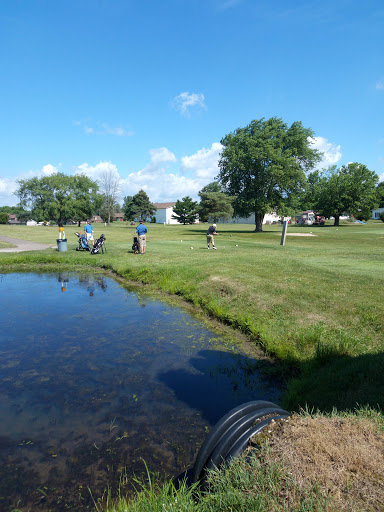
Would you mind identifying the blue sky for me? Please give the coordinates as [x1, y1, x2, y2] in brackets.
[1, 0, 383, 207]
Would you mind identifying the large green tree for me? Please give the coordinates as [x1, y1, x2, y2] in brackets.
[131, 190, 157, 220]
[122, 195, 136, 221]
[313, 163, 379, 226]
[171, 196, 198, 224]
[16, 173, 101, 224]
[198, 182, 234, 223]
[218, 117, 322, 232]
[376, 181, 384, 208]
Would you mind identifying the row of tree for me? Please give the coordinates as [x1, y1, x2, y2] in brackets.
[7, 172, 157, 225]
[164, 117, 382, 229]
[4, 117, 383, 228]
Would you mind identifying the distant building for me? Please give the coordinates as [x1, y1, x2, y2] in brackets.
[114, 213, 125, 221]
[90, 215, 103, 223]
[7, 214, 21, 224]
[153, 202, 178, 224]
[372, 208, 384, 219]
[219, 212, 290, 224]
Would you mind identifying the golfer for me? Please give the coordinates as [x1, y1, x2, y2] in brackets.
[136, 219, 148, 254]
[206, 223, 218, 249]
[84, 219, 94, 247]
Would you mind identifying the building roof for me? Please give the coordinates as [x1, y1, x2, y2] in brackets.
[153, 202, 176, 209]
[114, 213, 124, 217]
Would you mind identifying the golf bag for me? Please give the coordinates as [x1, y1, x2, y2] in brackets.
[91, 234, 106, 255]
[132, 236, 140, 254]
[75, 232, 90, 251]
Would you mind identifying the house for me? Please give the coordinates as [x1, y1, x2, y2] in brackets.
[90, 215, 103, 223]
[153, 202, 178, 224]
[219, 213, 290, 225]
[372, 208, 384, 220]
[114, 213, 125, 221]
[7, 214, 21, 225]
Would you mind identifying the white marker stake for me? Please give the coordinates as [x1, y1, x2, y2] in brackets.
[280, 220, 288, 246]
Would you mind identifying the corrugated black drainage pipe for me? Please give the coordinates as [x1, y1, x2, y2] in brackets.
[191, 400, 290, 488]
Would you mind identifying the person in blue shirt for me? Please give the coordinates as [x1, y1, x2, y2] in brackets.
[84, 219, 94, 247]
[136, 219, 148, 254]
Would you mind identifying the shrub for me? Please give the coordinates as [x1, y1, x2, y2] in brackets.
[379, 211, 384, 223]
[0, 212, 9, 224]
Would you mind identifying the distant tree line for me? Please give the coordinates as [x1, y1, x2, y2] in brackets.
[4, 117, 382, 227]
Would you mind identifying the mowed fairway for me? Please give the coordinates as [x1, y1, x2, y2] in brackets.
[1, 221, 383, 412]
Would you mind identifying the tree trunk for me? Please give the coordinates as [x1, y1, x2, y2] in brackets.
[333, 215, 340, 226]
[254, 213, 264, 232]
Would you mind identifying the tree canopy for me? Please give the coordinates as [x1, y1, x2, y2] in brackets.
[376, 181, 384, 208]
[218, 117, 321, 231]
[171, 196, 198, 224]
[311, 163, 379, 225]
[122, 196, 136, 221]
[198, 182, 234, 223]
[15, 173, 101, 223]
[130, 190, 157, 221]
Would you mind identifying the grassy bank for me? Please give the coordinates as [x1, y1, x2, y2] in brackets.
[1, 221, 383, 510]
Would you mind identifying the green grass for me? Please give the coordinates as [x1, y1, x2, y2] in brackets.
[98, 449, 333, 512]
[1, 221, 383, 510]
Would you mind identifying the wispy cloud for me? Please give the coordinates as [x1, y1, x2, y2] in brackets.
[218, 0, 243, 9]
[376, 79, 384, 90]
[170, 92, 206, 117]
[73, 119, 134, 136]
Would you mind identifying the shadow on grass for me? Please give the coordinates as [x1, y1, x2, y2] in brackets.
[284, 351, 384, 413]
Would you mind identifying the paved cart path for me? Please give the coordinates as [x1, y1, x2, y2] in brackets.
[0, 235, 54, 252]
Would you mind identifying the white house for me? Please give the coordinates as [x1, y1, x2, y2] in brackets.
[372, 208, 384, 220]
[153, 202, 178, 224]
[219, 213, 290, 224]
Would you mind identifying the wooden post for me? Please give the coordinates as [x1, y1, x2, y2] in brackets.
[280, 220, 288, 246]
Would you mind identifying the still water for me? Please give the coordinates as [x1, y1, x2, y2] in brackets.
[0, 272, 280, 511]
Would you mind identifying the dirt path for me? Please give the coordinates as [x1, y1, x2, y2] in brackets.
[0, 235, 54, 253]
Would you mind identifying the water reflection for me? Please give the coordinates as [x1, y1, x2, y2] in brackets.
[0, 272, 281, 511]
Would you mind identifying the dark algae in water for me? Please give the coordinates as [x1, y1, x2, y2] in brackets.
[0, 273, 281, 511]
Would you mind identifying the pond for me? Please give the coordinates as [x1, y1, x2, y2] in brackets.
[0, 272, 281, 511]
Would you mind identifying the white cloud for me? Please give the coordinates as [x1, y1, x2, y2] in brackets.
[0, 177, 18, 206]
[376, 80, 384, 90]
[73, 161, 120, 180]
[181, 142, 222, 180]
[148, 147, 177, 165]
[0, 143, 223, 207]
[170, 92, 206, 117]
[308, 136, 342, 168]
[41, 164, 58, 176]
[74, 119, 134, 136]
[0, 164, 60, 206]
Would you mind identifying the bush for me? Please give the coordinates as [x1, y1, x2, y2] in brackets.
[379, 211, 384, 223]
[0, 212, 9, 224]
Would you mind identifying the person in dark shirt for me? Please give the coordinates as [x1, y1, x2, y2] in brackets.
[206, 223, 217, 250]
